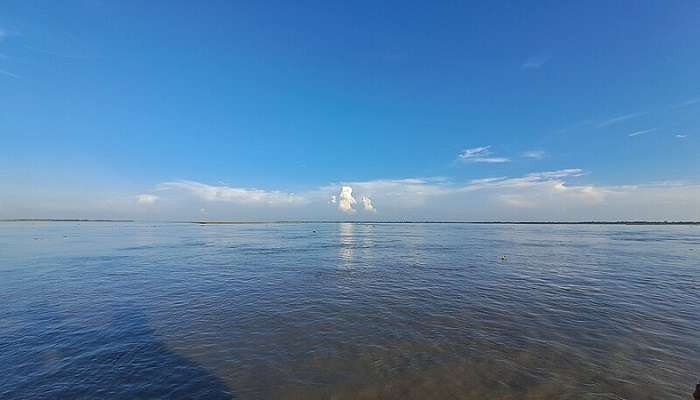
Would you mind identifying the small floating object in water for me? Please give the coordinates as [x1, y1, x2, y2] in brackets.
[500, 255, 508, 262]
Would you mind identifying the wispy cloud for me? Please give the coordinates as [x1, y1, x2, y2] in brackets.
[522, 55, 550, 70]
[0, 30, 19, 79]
[24, 45, 92, 61]
[675, 134, 688, 139]
[672, 97, 700, 109]
[0, 69, 19, 79]
[548, 95, 699, 136]
[522, 150, 545, 160]
[158, 181, 306, 206]
[460, 146, 490, 158]
[597, 112, 645, 128]
[0, 69, 20, 79]
[459, 146, 510, 163]
[470, 177, 508, 185]
[461, 169, 586, 191]
[628, 128, 656, 137]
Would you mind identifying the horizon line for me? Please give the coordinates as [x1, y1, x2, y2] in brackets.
[1, 219, 699, 226]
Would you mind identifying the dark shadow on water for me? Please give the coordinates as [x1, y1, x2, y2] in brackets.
[0, 304, 234, 400]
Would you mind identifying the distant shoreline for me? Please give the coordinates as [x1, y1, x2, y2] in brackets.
[1, 219, 699, 226]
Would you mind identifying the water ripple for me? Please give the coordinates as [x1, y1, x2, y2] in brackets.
[0, 223, 698, 399]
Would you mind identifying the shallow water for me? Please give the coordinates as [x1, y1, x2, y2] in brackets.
[1, 222, 698, 399]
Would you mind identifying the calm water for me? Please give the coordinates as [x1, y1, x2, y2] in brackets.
[1, 222, 698, 399]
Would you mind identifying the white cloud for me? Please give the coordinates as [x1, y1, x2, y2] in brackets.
[522, 55, 550, 69]
[147, 172, 694, 221]
[0, 69, 19, 79]
[458, 146, 510, 163]
[136, 194, 159, 205]
[628, 128, 656, 137]
[324, 169, 621, 219]
[331, 178, 452, 210]
[533, 169, 585, 179]
[522, 150, 545, 159]
[337, 186, 357, 213]
[461, 169, 585, 191]
[675, 134, 688, 139]
[471, 157, 510, 164]
[597, 112, 645, 128]
[361, 196, 376, 213]
[158, 180, 306, 206]
[470, 177, 507, 185]
[498, 194, 536, 208]
[6, 170, 698, 221]
[329, 195, 337, 204]
[460, 146, 490, 158]
[672, 97, 700, 109]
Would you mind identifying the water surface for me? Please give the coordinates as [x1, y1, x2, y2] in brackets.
[1, 222, 698, 399]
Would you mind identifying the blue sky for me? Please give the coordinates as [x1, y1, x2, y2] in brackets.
[1, 1, 699, 220]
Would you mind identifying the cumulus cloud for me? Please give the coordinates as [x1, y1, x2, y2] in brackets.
[328, 169, 611, 219]
[459, 146, 510, 163]
[337, 186, 357, 213]
[361, 196, 376, 212]
[327, 178, 452, 210]
[136, 194, 159, 205]
[329, 195, 337, 204]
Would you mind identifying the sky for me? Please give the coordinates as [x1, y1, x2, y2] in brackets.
[1, 0, 699, 221]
